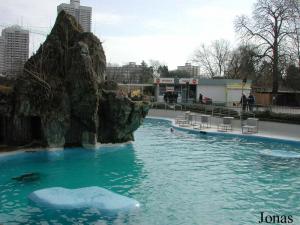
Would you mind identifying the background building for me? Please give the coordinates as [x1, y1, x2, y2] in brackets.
[154, 78, 252, 105]
[106, 62, 144, 84]
[0, 37, 4, 74]
[196, 79, 251, 106]
[177, 63, 200, 77]
[0, 25, 29, 77]
[57, 0, 92, 32]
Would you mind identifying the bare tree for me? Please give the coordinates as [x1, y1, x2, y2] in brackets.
[193, 39, 231, 78]
[212, 39, 231, 77]
[226, 45, 259, 80]
[235, 0, 298, 94]
[227, 54, 240, 79]
[288, 2, 300, 69]
[193, 44, 215, 77]
[149, 60, 163, 78]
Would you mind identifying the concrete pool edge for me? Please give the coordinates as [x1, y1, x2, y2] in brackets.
[1, 116, 299, 158]
[146, 116, 300, 145]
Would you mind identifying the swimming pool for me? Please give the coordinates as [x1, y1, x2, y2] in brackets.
[1, 118, 300, 224]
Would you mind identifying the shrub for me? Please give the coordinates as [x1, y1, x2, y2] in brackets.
[252, 111, 300, 124]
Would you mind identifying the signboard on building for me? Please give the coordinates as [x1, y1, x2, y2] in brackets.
[227, 83, 251, 90]
[166, 86, 175, 92]
[154, 78, 174, 84]
[179, 78, 198, 85]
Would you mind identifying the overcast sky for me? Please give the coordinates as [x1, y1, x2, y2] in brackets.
[0, 0, 256, 69]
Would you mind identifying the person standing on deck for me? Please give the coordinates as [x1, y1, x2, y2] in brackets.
[248, 93, 255, 112]
[199, 93, 203, 104]
[240, 94, 247, 111]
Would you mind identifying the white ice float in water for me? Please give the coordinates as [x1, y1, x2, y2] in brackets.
[259, 149, 300, 159]
[28, 186, 140, 212]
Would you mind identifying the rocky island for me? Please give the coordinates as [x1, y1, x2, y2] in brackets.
[0, 11, 149, 149]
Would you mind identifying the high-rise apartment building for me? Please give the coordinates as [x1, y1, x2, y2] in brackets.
[1, 25, 29, 76]
[0, 37, 5, 74]
[57, 0, 92, 32]
[177, 63, 200, 77]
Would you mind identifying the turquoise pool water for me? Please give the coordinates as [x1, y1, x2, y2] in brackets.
[1, 118, 300, 224]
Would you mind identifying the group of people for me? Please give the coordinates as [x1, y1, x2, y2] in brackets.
[240, 93, 255, 111]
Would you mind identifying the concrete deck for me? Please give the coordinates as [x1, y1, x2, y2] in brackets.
[148, 109, 300, 143]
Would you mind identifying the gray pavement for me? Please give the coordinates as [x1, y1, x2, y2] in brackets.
[148, 109, 300, 141]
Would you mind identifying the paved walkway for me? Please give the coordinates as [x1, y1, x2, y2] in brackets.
[148, 109, 300, 142]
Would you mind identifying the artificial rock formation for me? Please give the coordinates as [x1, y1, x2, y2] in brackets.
[0, 11, 148, 148]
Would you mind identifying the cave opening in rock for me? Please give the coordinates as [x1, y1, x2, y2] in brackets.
[31, 117, 42, 141]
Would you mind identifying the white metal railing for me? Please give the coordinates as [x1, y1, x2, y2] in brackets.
[151, 101, 300, 117]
